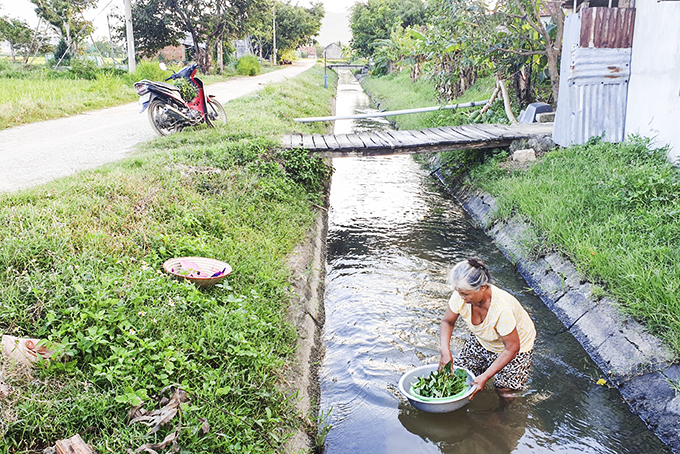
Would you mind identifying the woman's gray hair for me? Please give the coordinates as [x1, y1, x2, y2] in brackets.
[449, 258, 490, 291]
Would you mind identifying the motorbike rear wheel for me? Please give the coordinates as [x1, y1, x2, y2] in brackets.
[148, 99, 183, 136]
[205, 98, 227, 128]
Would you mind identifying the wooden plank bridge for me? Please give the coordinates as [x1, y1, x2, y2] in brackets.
[281, 123, 553, 157]
[326, 64, 368, 70]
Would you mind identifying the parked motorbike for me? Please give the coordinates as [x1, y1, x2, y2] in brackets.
[134, 63, 227, 136]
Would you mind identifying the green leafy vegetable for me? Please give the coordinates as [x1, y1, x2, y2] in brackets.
[411, 362, 469, 399]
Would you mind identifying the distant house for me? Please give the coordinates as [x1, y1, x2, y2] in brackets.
[298, 46, 317, 59]
[159, 45, 185, 63]
[323, 42, 343, 60]
[234, 37, 254, 59]
[553, 0, 680, 163]
[158, 34, 207, 63]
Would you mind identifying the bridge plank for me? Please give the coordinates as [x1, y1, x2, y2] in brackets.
[456, 124, 495, 141]
[427, 127, 477, 143]
[289, 133, 304, 148]
[367, 132, 393, 148]
[334, 134, 356, 149]
[323, 134, 340, 150]
[312, 134, 329, 150]
[474, 123, 516, 138]
[411, 129, 445, 145]
[374, 132, 396, 148]
[385, 130, 420, 147]
[442, 126, 485, 141]
[355, 132, 383, 148]
[346, 133, 367, 149]
[303, 134, 315, 150]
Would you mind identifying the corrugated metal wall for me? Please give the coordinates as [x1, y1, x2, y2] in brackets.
[553, 7, 636, 147]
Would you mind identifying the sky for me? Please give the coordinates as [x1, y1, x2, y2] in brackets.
[0, 0, 356, 39]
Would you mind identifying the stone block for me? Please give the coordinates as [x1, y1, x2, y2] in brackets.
[517, 259, 566, 307]
[619, 371, 680, 453]
[552, 285, 596, 326]
[544, 253, 583, 288]
[536, 112, 556, 123]
[490, 218, 534, 263]
[513, 148, 536, 162]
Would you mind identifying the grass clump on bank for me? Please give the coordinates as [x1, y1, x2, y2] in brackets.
[0, 64, 336, 453]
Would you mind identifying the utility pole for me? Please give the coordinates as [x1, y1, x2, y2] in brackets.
[123, 0, 136, 73]
[272, 6, 277, 65]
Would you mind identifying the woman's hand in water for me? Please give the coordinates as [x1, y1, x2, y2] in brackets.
[469, 374, 489, 400]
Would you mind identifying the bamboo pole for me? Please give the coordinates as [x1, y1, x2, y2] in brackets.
[496, 75, 518, 124]
[294, 100, 490, 123]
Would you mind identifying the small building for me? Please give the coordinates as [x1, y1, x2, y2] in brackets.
[234, 37, 254, 59]
[299, 46, 317, 59]
[323, 42, 343, 60]
[159, 45, 185, 63]
[553, 0, 680, 163]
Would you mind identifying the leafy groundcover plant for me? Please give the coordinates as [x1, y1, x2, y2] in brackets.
[0, 64, 336, 453]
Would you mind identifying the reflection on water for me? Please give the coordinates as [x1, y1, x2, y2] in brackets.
[319, 69, 670, 454]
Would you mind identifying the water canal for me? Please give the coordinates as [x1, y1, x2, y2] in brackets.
[317, 69, 671, 453]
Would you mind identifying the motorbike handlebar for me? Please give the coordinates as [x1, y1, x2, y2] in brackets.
[163, 64, 199, 82]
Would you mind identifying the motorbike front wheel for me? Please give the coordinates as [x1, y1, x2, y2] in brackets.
[205, 98, 227, 128]
[148, 99, 183, 136]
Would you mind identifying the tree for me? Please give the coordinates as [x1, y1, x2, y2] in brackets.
[30, 0, 96, 60]
[128, 0, 269, 72]
[252, 1, 323, 60]
[349, 0, 426, 58]
[490, 0, 564, 103]
[0, 17, 34, 62]
[127, 0, 184, 58]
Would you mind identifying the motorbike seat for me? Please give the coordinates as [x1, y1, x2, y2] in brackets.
[146, 80, 182, 93]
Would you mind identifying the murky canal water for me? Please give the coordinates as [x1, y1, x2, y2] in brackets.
[318, 70, 671, 453]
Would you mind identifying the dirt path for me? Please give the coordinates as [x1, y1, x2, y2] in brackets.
[0, 59, 316, 194]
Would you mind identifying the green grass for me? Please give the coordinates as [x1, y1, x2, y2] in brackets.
[0, 63, 337, 453]
[359, 71, 503, 130]
[471, 137, 680, 355]
[0, 58, 283, 130]
[0, 75, 137, 129]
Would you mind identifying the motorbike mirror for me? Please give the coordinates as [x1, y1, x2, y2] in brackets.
[159, 62, 168, 71]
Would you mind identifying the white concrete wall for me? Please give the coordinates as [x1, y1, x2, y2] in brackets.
[625, 0, 680, 163]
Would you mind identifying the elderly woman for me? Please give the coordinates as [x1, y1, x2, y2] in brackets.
[440, 258, 536, 400]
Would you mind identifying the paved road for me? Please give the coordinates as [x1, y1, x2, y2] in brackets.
[0, 59, 316, 194]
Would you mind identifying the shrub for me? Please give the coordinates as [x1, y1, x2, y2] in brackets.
[128, 60, 171, 85]
[68, 58, 99, 80]
[236, 55, 261, 76]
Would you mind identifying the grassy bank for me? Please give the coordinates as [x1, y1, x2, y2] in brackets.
[0, 59, 278, 130]
[361, 71, 680, 357]
[360, 71, 503, 130]
[0, 63, 337, 453]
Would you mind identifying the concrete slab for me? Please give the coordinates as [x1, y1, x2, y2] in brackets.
[552, 284, 597, 326]
[619, 370, 680, 453]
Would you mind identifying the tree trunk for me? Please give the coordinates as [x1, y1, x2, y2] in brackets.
[513, 63, 532, 107]
[546, 46, 560, 103]
[496, 74, 518, 124]
[216, 39, 224, 74]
